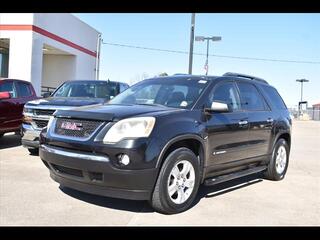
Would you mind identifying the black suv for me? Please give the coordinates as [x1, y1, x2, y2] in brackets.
[39, 73, 292, 214]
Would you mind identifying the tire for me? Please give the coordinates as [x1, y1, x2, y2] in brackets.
[28, 148, 39, 155]
[150, 147, 201, 214]
[264, 138, 289, 181]
[0, 133, 4, 138]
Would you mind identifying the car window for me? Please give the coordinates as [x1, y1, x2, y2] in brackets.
[237, 82, 266, 111]
[261, 85, 287, 110]
[0, 81, 17, 98]
[53, 81, 119, 99]
[16, 82, 32, 97]
[109, 78, 209, 109]
[208, 82, 241, 111]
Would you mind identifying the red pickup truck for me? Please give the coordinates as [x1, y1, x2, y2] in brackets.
[0, 79, 38, 137]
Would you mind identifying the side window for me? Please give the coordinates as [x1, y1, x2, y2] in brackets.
[237, 82, 266, 111]
[16, 82, 33, 97]
[0, 81, 17, 98]
[261, 85, 287, 110]
[208, 82, 241, 111]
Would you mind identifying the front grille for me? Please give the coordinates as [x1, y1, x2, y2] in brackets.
[54, 118, 103, 139]
[33, 119, 48, 128]
[51, 163, 83, 178]
[34, 109, 56, 116]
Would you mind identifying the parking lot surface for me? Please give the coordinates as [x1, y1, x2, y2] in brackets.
[0, 120, 319, 226]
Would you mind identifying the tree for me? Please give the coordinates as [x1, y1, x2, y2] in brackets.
[158, 72, 168, 77]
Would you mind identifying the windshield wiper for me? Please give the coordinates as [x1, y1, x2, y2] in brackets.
[135, 103, 166, 107]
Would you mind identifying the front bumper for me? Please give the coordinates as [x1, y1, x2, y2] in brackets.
[39, 144, 158, 200]
[21, 123, 41, 148]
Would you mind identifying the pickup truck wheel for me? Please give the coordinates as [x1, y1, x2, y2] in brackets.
[150, 147, 200, 214]
[264, 138, 289, 181]
[28, 148, 39, 155]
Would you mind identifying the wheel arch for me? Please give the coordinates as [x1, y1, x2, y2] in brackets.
[156, 134, 206, 181]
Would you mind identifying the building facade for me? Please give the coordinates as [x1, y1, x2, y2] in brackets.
[0, 13, 101, 95]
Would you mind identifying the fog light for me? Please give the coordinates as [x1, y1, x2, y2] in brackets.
[118, 154, 130, 166]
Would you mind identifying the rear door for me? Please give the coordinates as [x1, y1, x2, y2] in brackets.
[205, 81, 250, 166]
[0, 80, 20, 131]
[236, 81, 273, 158]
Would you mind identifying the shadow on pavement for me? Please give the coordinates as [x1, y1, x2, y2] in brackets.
[0, 134, 21, 150]
[59, 186, 154, 213]
[59, 173, 264, 213]
[192, 173, 264, 208]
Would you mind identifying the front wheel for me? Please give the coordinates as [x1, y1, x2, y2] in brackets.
[264, 138, 290, 181]
[150, 147, 200, 214]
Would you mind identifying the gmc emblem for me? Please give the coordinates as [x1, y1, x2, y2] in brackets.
[60, 121, 83, 131]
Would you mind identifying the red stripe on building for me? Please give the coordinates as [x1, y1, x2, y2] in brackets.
[0, 24, 97, 57]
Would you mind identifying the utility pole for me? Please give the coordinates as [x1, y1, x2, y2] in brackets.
[188, 13, 195, 74]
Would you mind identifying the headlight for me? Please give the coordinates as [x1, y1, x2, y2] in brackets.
[47, 116, 55, 130]
[23, 107, 33, 115]
[103, 117, 156, 144]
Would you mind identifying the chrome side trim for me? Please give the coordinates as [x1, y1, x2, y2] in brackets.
[41, 144, 109, 162]
[213, 150, 226, 155]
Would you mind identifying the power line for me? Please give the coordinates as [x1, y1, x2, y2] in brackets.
[101, 41, 320, 65]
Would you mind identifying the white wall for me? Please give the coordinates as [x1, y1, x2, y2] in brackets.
[42, 54, 76, 88]
[0, 13, 100, 95]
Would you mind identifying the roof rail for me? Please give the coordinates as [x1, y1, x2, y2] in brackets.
[223, 72, 268, 84]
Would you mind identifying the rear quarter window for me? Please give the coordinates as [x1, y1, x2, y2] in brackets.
[261, 85, 287, 110]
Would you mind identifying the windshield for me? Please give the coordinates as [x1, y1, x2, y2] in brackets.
[53, 81, 119, 99]
[109, 77, 210, 109]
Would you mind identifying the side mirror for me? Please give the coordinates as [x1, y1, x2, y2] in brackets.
[42, 92, 51, 98]
[205, 101, 229, 113]
[0, 91, 11, 100]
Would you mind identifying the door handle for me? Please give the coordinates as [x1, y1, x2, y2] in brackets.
[267, 118, 274, 123]
[238, 120, 248, 125]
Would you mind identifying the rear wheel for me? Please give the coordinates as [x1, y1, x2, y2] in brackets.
[150, 147, 200, 214]
[264, 138, 289, 181]
[28, 148, 39, 155]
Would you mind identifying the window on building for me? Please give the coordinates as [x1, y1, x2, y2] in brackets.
[0, 47, 9, 78]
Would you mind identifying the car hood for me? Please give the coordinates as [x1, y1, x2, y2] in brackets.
[25, 97, 106, 107]
[54, 104, 184, 121]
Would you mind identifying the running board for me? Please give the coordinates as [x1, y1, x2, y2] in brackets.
[204, 166, 267, 186]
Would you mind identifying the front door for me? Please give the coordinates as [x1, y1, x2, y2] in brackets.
[204, 81, 249, 167]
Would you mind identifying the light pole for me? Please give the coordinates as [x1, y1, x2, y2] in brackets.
[296, 79, 309, 115]
[195, 36, 221, 75]
[188, 13, 196, 74]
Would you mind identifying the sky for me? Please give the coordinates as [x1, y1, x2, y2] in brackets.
[74, 13, 320, 108]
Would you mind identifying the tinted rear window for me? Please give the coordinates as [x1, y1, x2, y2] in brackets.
[261, 85, 287, 110]
[16, 82, 32, 97]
